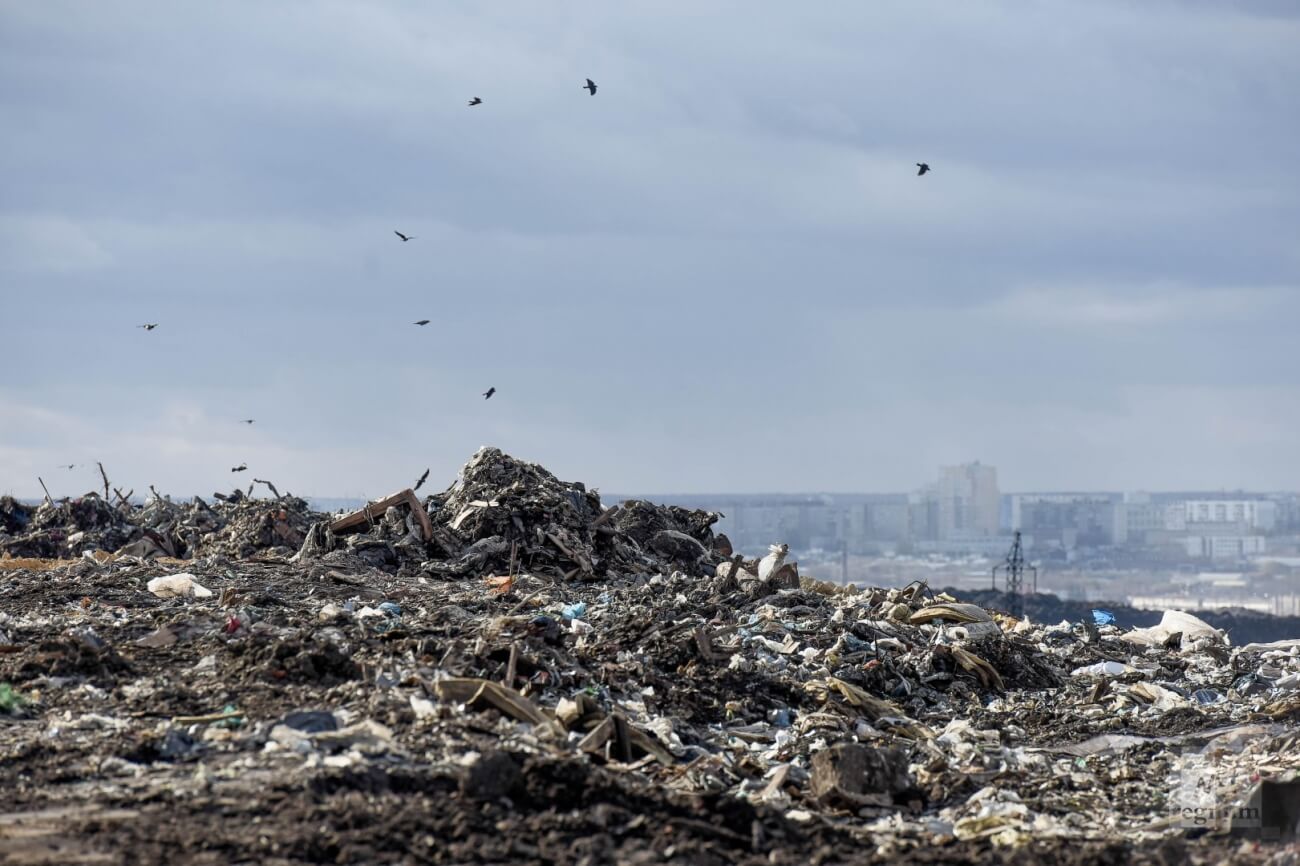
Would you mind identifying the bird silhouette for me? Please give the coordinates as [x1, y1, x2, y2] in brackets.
[583, 78, 597, 96]
[231, 463, 247, 473]
[240, 419, 255, 425]
[916, 163, 931, 176]
[414, 468, 430, 491]
[414, 319, 430, 326]
[394, 231, 415, 242]
[139, 323, 158, 331]
[468, 97, 482, 106]
[59, 464, 76, 470]
[483, 387, 496, 400]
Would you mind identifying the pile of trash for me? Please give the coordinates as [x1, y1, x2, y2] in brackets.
[0, 487, 318, 562]
[3, 449, 728, 586]
[300, 446, 729, 581]
[0, 493, 138, 559]
[2, 449, 1299, 865]
[134, 488, 318, 560]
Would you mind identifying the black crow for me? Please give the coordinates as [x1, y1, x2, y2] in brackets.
[414, 319, 430, 326]
[394, 231, 415, 242]
[483, 387, 496, 400]
[468, 97, 482, 106]
[232, 463, 247, 473]
[583, 78, 597, 96]
[916, 163, 931, 176]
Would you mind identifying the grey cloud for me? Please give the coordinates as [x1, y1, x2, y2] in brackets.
[1, 0, 1297, 497]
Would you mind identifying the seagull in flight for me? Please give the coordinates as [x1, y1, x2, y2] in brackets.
[231, 463, 247, 473]
[414, 319, 430, 326]
[414, 468, 430, 492]
[468, 97, 482, 106]
[59, 464, 76, 470]
[483, 387, 496, 400]
[240, 419, 255, 425]
[916, 162, 931, 176]
[139, 323, 158, 331]
[583, 78, 597, 96]
[394, 231, 415, 242]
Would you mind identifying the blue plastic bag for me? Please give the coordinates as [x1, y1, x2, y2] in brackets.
[1091, 609, 1117, 626]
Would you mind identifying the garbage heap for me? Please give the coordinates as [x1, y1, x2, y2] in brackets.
[1, 449, 727, 586]
[298, 446, 728, 581]
[0, 488, 319, 561]
[0, 493, 138, 559]
[3, 450, 1300, 864]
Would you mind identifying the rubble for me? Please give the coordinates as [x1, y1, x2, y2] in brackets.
[1, 448, 1299, 864]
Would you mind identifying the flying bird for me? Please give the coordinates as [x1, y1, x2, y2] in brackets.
[139, 323, 158, 331]
[916, 163, 931, 176]
[468, 97, 482, 106]
[483, 387, 496, 400]
[394, 231, 415, 242]
[231, 463, 247, 473]
[59, 464, 76, 470]
[583, 78, 597, 96]
[240, 419, 255, 425]
[414, 319, 430, 326]
[414, 468, 430, 492]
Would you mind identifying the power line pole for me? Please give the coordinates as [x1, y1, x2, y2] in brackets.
[992, 530, 1036, 617]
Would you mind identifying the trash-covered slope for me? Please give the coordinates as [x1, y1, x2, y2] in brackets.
[2, 449, 1298, 865]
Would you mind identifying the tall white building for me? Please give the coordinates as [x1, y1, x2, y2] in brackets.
[935, 462, 1000, 539]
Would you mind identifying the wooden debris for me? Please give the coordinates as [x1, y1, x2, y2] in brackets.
[433, 677, 563, 735]
[330, 488, 432, 541]
[37, 477, 54, 508]
[576, 711, 674, 766]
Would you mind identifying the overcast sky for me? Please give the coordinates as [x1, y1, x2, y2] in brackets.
[2, 1, 1298, 500]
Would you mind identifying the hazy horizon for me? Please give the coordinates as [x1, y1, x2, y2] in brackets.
[3, 1, 1298, 500]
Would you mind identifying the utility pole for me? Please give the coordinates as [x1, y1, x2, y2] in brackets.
[992, 530, 1037, 617]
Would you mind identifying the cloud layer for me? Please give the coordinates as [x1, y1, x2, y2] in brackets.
[2, 1, 1297, 498]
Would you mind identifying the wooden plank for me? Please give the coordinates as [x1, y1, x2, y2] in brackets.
[329, 488, 432, 541]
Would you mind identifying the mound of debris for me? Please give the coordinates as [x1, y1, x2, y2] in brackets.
[300, 447, 727, 581]
[133, 488, 318, 560]
[0, 493, 139, 559]
[3, 450, 1300, 864]
[3, 448, 731, 588]
[1, 487, 321, 563]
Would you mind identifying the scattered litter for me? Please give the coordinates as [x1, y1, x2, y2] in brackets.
[146, 573, 213, 599]
[1071, 660, 1136, 677]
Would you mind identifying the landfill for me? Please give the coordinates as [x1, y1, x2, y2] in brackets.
[2, 448, 1299, 864]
